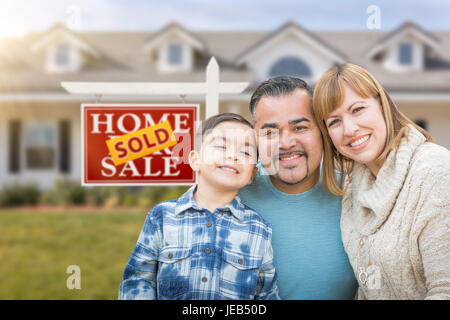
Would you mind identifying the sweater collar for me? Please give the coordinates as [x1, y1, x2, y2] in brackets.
[350, 125, 426, 235]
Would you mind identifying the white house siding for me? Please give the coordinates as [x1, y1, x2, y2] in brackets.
[0, 101, 81, 189]
[397, 100, 450, 150]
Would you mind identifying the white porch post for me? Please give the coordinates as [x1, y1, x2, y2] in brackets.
[205, 57, 219, 119]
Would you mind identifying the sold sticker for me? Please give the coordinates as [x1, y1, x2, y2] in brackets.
[106, 120, 178, 166]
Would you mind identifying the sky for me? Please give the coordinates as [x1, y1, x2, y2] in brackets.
[0, 0, 449, 38]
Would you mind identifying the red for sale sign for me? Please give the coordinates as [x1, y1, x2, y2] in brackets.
[81, 104, 198, 185]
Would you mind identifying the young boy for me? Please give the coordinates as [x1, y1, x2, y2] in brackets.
[118, 113, 279, 300]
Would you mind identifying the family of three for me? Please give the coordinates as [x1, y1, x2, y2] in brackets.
[118, 63, 450, 300]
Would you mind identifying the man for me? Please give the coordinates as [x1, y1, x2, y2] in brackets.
[238, 76, 357, 299]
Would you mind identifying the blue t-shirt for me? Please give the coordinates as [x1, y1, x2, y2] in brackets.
[238, 165, 357, 300]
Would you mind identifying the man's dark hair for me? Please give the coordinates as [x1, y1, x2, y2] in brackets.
[249, 76, 313, 121]
[194, 113, 254, 151]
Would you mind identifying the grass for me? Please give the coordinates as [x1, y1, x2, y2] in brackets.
[0, 209, 148, 300]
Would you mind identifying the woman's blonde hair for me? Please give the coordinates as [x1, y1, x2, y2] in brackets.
[313, 63, 434, 196]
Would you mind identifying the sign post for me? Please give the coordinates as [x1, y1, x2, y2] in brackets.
[62, 57, 249, 186]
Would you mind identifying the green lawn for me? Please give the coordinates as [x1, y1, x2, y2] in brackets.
[0, 209, 148, 299]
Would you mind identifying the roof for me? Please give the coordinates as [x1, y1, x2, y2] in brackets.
[1, 21, 450, 94]
[143, 22, 206, 53]
[31, 23, 101, 58]
[366, 21, 441, 59]
[236, 21, 347, 64]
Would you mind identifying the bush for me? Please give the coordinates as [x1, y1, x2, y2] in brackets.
[0, 183, 40, 207]
[84, 186, 111, 206]
[41, 179, 144, 207]
[103, 194, 120, 209]
[86, 186, 139, 208]
[156, 186, 190, 203]
[40, 178, 85, 206]
[104, 186, 131, 209]
[138, 186, 190, 209]
[0, 178, 191, 208]
[121, 193, 139, 207]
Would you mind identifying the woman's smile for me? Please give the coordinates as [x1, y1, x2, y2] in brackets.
[346, 134, 371, 151]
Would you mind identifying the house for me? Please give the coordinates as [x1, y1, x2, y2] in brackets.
[1, 21, 450, 189]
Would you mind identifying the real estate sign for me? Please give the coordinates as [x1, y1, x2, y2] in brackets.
[81, 104, 198, 185]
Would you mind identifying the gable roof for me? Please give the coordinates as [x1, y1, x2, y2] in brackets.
[30, 23, 100, 58]
[367, 21, 440, 58]
[143, 22, 206, 53]
[236, 21, 347, 65]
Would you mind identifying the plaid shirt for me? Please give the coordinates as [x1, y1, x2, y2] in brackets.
[118, 185, 280, 300]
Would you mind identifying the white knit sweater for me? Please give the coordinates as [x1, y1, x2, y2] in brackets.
[341, 126, 450, 299]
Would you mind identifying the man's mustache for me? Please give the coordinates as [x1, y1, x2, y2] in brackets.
[273, 149, 308, 160]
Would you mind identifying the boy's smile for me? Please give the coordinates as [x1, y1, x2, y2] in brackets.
[218, 164, 240, 174]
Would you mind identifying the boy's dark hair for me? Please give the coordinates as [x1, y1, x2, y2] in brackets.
[194, 113, 254, 152]
[249, 76, 313, 122]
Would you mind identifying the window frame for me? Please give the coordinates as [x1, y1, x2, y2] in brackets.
[22, 122, 57, 170]
[268, 56, 312, 78]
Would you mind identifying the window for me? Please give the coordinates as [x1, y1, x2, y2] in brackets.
[24, 124, 55, 169]
[269, 57, 312, 78]
[46, 43, 80, 73]
[55, 43, 70, 67]
[399, 43, 413, 65]
[168, 43, 182, 65]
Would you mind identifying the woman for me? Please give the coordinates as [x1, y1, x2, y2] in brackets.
[313, 63, 450, 299]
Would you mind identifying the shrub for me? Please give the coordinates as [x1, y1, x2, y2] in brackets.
[137, 186, 190, 209]
[40, 178, 85, 206]
[156, 186, 190, 203]
[84, 186, 112, 206]
[0, 179, 191, 208]
[86, 186, 139, 209]
[0, 183, 40, 207]
[103, 186, 128, 209]
[121, 193, 139, 207]
[103, 194, 120, 209]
